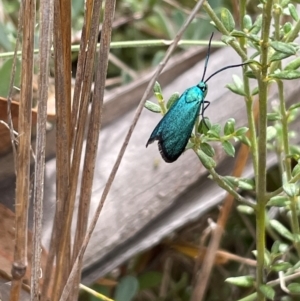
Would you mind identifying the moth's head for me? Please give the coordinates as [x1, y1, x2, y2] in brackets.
[197, 81, 207, 98]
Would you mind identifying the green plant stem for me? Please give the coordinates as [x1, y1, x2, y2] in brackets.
[290, 195, 300, 255]
[239, 0, 258, 179]
[0, 40, 228, 59]
[256, 2, 273, 300]
[273, 3, 300, 257]
[274, 90, 300, 253]
[208, 168, 256, 208]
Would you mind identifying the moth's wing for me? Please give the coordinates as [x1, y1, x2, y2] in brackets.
[157, 99, 200, 162]
[147, 87, 203, 162]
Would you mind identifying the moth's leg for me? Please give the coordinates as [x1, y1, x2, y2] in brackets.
[200, 100, 210, 129]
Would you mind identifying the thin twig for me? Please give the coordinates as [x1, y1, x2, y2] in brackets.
[59, 1, 206, 300]
[70, 0, 111, 299]
[10, 0, 36, 300]
[31, 0, 53, 300]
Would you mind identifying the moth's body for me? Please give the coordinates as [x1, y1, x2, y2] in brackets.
[146, 83, 207, 163]
[146, 33, 246, 163]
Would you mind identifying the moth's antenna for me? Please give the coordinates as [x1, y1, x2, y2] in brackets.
[201, 33, 214, 82]
[205, 62, 248, 83]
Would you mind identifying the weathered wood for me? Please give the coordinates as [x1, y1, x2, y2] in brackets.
[1, 45, 300, 285]
[0, 46, 209, 182]
[44, 46, 300, 284]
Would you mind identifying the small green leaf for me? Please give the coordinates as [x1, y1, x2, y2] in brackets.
[259, 284, 275, 300]
[270, 220, 293, 241]
[221, 8, 235, 32]
[226, 83, 246, 96]
[225, 276, 255, 287]
[264, 249, 271, 267]
[289, 102, 300, 111]
[283, 22, 293, 34]
[287, 283, 300, 294]
[243, 15, 252, 30]
[197, 150, 216, 169]
[292, 163, 300, 176]
[153, 81, 162, 94]
[290, 145, 300, 156]
[284, 57, 300, 71]
[288, 3, 299, 21]
[166, 92, 180, 109]
[227, 75, 246, 96]
[211, 124, 221, 135]
[114, 276, 139, 301]
[154, 92, 163, 101]
[238, 178, 255, 190]
[283, 183, 299, 197]
[0, 58, 21, 97]
[245, 70, 257, 79]
[222, 140, 235, 157]
[223, 176, 238, 189]
[250, 51, 260, 60]
[267, 195, 289, 207]
[281, 0, 291, 8]
[249, 14, 262, 34]
[230, 30, 247, 38]
[208, 124, 221, 138]
[251, 86, 259, 95]
[247, 33, 260, 43]
[235, 127, 249, 136]
[200, 142, 215, 157]
[198, 117, 211, 134]
[221, 35, 235, 45]
[237, 205, 255, 215]
[144, 101, 161, 113]
[271, 241, 280, 254]
[224, 118, 235, 135]
[269, 70, 300, 80]
[270, 41, 297, 55]
[233, 74, 244, 89]
[267, 126, 277, 141]
[237, 135, 251, 147]
[271, 262, 292, 272]
[269, 51, 294, 63]
[267, 112, 281, 121]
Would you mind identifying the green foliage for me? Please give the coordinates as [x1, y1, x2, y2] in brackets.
[0, 58, 21, 97]
[144, 1, 300, 300]
[114, 276, 139, 301]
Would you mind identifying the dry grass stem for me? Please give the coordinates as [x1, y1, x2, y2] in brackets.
[10, 0, 36, 300]
[59, 0, 206, 300]
[30, 0, 53, 300]
[51, 0, 72, 298]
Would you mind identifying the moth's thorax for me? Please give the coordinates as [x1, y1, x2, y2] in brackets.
[185, 83, 207, 103]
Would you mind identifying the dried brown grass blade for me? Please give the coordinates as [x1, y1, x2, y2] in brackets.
[30, 0, 53, 300]
[10, 0, 36, 300]
[58, 0, 206, 300]
[51, 0, 73, 299]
